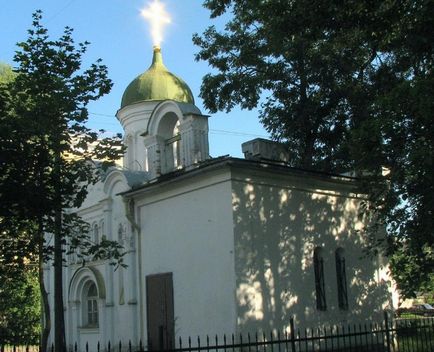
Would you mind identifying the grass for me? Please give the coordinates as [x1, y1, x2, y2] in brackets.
[395, 317, 434, 352]
[398, 313, 425, 319]
[397, 334, 434, 352]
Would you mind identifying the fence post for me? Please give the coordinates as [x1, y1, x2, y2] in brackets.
[384, 311, 391, 352]
[290, 317, 296, 352]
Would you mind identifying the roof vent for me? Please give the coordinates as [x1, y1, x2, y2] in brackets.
[241, 138, 289, 162]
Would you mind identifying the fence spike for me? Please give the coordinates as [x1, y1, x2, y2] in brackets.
[35, 321, 433, 352]
[328, 325, 333, 351]
[353, 324, 358, 348]
[289, 317, 296, 352]
[363, 323, 369, 347]
[346, 324, 351, 349]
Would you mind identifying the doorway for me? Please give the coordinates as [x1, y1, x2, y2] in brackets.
[146, 273, 174, 351]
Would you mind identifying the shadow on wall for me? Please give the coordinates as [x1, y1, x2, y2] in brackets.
[232, 177, 391, 334]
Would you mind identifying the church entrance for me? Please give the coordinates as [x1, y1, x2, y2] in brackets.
[146, 273, 174, 351]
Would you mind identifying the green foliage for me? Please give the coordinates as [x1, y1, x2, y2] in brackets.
[0, 64, 41, 345]
[195, 0, 433, 297]
[0, 10, 126, 263]
[0, 267, 41, 345]
[1, 12, 126, 349]
[0, 63, 15, 84]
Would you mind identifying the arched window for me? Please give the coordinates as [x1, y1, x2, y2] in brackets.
[93, 223, 99, 245]
[172, 121, 181, 169]
[118, 224, 125, 304]
[85, 282, 99, 327]
[314, 247, 326, 311]
[164, 119, 181, 171]
[154, 112, 181, 173]
[335, 248, 348, 310]
[99, 220, 105, 241]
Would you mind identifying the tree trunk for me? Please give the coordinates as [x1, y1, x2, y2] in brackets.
[37, 219, 50, 352]
[53, 149, 65, 352]
[297, 42, 315, 170]
[39, 247, 51, 352]
[54, 210, 65, 352]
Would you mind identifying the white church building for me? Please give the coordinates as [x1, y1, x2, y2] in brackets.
[45, 46, 396, 351]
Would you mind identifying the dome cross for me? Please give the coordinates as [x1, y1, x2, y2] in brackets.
[141, 0, 171, 47]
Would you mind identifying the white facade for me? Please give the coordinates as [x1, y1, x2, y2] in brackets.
[44, 57, 397, 351]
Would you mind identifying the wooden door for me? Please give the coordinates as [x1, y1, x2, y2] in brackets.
[146, 273, 174, 351]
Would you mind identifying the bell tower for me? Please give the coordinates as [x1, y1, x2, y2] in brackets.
[116, 47, 209, 178]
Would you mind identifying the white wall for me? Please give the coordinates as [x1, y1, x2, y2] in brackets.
[58, 174, 140, 350]
[49, 160, 396, 348]
[135, 168, 237, 342]
[230, 167, 394, 333]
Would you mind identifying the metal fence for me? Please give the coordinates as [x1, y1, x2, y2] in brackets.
[2, 315, 433, 352]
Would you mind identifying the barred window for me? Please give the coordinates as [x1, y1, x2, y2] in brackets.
[314, 247, 326, 311]
[335, 248, 348, 310]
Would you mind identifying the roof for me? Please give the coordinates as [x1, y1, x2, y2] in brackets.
[120, 156, 361, 198]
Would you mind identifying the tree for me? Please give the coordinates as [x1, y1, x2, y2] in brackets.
[0, 256, 41, 346]
[194, 0, 433, 297]
[0, 63, 15, 84]
[0, 12, 125, 351]
[0, 65, 41, 345]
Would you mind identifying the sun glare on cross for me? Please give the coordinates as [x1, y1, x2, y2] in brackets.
[141, 0, 171, 48]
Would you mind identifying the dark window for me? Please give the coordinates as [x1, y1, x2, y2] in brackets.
[86, 283, 99, 327]
[335, 248, 348, 310]
[314, 247, 326, 311]
[93, 224, 99, 245]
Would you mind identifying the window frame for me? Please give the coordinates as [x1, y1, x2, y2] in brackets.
[313, 247, 327, 311]
[335, 248, 349, 310]
[85, 282, 99, 328]
[93, 223, 99, 245]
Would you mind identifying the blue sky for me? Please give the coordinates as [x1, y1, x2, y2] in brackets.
[0, 0, 269, 158]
